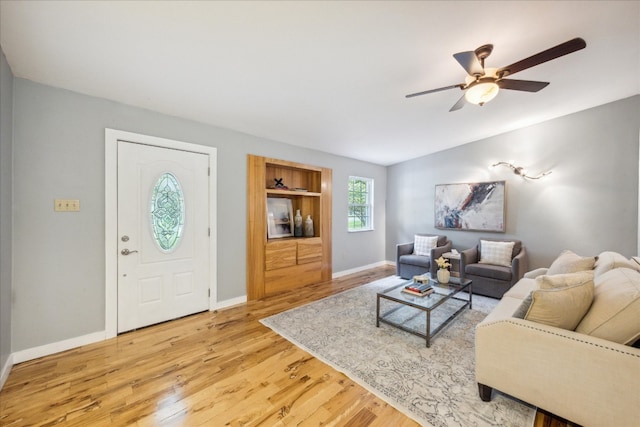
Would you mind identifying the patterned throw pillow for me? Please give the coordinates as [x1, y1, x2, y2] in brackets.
[479, 240, 515, 267]
[414, 235, 438, 256]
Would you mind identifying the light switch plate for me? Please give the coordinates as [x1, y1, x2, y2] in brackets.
[54, 199, 80, 212]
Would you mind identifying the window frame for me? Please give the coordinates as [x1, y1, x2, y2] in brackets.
[348, 176, 374, 232]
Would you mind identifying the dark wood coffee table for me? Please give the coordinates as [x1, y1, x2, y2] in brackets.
[376, 276, 472, 347]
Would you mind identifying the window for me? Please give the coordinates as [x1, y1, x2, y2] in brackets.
[150, 172, 185, 252]
[348, 176, 373, 232]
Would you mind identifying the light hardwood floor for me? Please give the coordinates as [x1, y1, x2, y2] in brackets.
[0, 265, 569, 426]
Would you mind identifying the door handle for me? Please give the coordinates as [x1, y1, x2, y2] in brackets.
[121, 249, 139, 255]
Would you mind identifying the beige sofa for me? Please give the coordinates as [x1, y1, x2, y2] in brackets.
[475, 251, 640, 427]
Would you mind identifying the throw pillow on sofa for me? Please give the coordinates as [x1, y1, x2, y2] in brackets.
[479, 240, 515, 267]
[593, 251, 640, 277]
[547, 250, 597, 275]
[413, 235, 438, 256]
[575, 268, 640, 345]
[536, 271, 595, 289]
[513, 279, 594, 330]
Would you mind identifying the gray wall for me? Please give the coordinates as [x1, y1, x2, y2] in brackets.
[0, 48, 13, 374]
[5, 66, 637, 356]
[387, 96, 640, 270]
[10, 78, 386, 352]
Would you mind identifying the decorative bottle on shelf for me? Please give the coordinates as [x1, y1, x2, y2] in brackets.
[304, 215, 314, 237]
[294, 209, 303, 237]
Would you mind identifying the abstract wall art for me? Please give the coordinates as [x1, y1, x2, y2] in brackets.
[435, 181, 505, 232]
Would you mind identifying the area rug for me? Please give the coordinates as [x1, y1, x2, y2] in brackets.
[260, 276, 536, 427]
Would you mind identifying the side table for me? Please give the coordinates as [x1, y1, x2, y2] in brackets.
[442, 251, 461, 277]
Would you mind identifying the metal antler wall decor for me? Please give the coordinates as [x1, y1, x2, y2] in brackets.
[492, 162, 552, 180]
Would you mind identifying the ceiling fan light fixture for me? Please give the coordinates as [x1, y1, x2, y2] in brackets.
[464, 81, 499, 106]
[405, 38, 586, 111]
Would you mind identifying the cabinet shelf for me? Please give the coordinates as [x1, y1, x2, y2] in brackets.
[266, 189, 321, 197]
[247, 155, 332, 300]
[267, 236, 320, 242]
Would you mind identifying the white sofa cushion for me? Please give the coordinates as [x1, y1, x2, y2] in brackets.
[515, 280, 594, 330]
[479, 240, 515, 267]
[413, 235, 437, 256]
[547, 250, 596, 275]
[575, 268, 640, 345]
[504, 277, 538, 300]
[483, 296, 523, 324]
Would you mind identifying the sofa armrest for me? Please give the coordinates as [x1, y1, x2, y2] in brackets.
[523, 267, 549, 279]
[460, 246, 478, 264]
[510, 246, 528, 285]
[459, 246, 478, 280]
[430, 240, 452, 274]
[476, 318, 640, 427]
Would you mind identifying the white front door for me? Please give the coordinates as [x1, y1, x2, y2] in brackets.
[117, 141, 210, 333]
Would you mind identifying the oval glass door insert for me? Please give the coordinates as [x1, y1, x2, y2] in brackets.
[150, 172, 185, 252]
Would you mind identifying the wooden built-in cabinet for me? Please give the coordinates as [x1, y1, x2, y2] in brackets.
[247, 155, 332, 300]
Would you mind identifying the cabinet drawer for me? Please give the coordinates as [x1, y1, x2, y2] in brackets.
[298, 238, 323, 265]
[265, 262, 323, 295]
[265, 241, 297, 271]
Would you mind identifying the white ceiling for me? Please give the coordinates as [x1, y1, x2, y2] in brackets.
[1, 1, 638, 166]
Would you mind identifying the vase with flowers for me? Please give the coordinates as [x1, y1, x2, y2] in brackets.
[435, 256, 451, 284]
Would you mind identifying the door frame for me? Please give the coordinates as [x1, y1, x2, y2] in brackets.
[105, 129, 217, 339]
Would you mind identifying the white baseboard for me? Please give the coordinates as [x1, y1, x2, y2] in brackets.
[0, 353, 13, 391]
[211, 262, 396, 307]
[210, 261, 396, 308]
[332, 260, 395, 279]
[212, 295, 247, 311]
[6, 263, 394, 370]
[10, 297, 247, 367]
[12, 330, 107, 364]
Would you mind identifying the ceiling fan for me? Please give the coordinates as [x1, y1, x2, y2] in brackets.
[406, 37, 586, 112]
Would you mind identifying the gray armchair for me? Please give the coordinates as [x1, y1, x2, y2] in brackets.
[460, 239, 528, 298]
[396, 234, 452, 279]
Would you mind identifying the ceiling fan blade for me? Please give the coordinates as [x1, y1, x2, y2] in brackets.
[449, 94, 466, 112]
[405, 84, 464, 98]
[497, 37, 586, 77]
[498, 79, 550, 92]
[453, 51, 483, 76]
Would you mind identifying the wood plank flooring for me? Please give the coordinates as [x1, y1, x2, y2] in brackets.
[0, 265, 569, 426]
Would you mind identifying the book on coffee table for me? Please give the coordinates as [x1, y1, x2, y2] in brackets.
[402, 282, 434, 297]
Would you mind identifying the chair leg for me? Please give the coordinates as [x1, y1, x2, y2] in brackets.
[478, 383, 492, 402]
